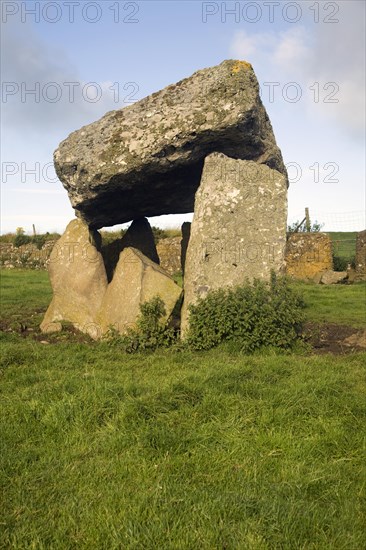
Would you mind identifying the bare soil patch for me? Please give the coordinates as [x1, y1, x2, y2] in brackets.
[303, 322, 366, 354]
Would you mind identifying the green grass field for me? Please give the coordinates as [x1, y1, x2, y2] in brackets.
[1, 270, 365, 549]
[327, 232, 357, 261]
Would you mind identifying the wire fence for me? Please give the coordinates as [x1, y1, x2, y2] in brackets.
[288, 210, 365, 232]
[331, 239, 356, 259]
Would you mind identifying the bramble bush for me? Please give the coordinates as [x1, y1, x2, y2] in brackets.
[107, 276, 305, 354]
[186, 273, 306, 352]
[107, 296, 176, 352]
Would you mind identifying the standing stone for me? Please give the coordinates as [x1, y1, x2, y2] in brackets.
[181, 222, 191, 276]
[97, 247, 182, 336]
[40, 219, 108, 339]
[355, 229, 366, 281]
[181, 152, 287, 336]
[102, 217, 159, 282]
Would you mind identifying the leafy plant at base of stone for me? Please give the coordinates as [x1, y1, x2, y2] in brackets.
[186, 273, 306, 352]
[107, 296, 177, 352]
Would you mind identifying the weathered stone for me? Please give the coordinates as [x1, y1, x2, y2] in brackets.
[97, 247, 182, 336]
[320, 270, 348, 285]
[102, 217, 159, 282]
[355, 229, 366, 281]
[40, 219, 108, 338]
[181, 152, 287, 335]
[285, 233, 333, 280]
[181, 222, 191, 275]
[156, 237, 181, 275]
[54, 60, 287, 229]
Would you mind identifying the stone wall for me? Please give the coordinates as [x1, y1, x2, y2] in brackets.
[285, 233, 333, 279]
[0, 241, 57, 269]
[156, 237, 181, 275]
[355, 230, 366, 281]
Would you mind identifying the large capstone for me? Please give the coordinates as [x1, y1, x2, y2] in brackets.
[181, 153, 288, 336]
[54, 60, 287, 229]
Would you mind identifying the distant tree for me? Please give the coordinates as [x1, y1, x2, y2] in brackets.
[287, 220, 324, 233]
[14, 227, 31, 247]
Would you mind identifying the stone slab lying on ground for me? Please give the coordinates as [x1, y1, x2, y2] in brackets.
[181, 152, 287, 336]
[54, 60, 288, 228]
[40, 219, 108, 339]
[97, 247, 182, 336]
[318, 270, 348, 285]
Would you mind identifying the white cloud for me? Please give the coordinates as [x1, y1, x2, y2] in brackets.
[1, 20, 122, 136]
[230, 30, 276, 65]
[231, 31, 264, 59]
[272, 28, 310, 72]
[11, 189, 64, 195]
[230, 2, 365, 138]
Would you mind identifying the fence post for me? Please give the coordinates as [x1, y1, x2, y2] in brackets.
[305, 208, 311, 232]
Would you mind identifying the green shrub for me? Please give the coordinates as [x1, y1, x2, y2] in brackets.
[186, 274, 306, 352]
[14, 234, 32, 247]
[333, 255, 348, 272]
[107, 296, 177, 352]
[332, 254, 355, 272]
[31, 235, 47, 250]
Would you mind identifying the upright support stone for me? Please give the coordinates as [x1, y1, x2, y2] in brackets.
[181, 222, 191, 276]
[97, 247, 182, 336]
[181, 153, 287, 336]
[40, 219, 108, 339]
[102, 217, 159, 282]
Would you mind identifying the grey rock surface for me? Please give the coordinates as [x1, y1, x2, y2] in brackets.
[181, 153, 288, 336]
[54, 60, 287, 228]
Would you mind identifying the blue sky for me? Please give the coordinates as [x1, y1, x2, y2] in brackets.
[1, 0, 365, 233]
